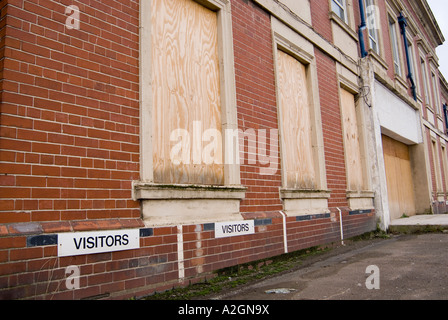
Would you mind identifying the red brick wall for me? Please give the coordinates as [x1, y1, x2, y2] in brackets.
[0, 0, 141, 225]
[374, 0, 396, 81]
[0, 211, 375, 299]
[310, 0, 333, 42]
[232, 0, 283, 217]
[0, 0, 376, 300]
[315, 49, 348, 209]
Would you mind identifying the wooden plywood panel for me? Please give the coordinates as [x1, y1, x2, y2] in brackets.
[151, 0, 224, 185]
[399, 156, 416, 215]
[340, 88, 364, 191]
[382, 135, 416, 219]
[277, 50, 316, 189]
[431, 141, 443, 192]
[384, 151, 400, 218]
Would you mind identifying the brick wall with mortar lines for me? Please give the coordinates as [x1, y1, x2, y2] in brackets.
[0, 211, 375, 299]
[232, 0, 283, 216]
[0, 0, 141, 224]
[315, 49, 349, 208]
[0, 0, 376, 299]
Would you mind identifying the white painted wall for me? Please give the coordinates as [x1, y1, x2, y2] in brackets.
[278, 0, 312, 25]
[374, 80, 423, 145]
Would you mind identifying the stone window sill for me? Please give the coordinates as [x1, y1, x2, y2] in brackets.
[133, 182, 247, 200]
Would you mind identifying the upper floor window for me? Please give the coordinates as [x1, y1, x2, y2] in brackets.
[332, 0, 347, 23]
[389, 17, 402, 77]
[421, 57, 431, 106]
[365, 0, 380, 54]
[431, 71, 441, 114]
[407, 40, 416, 84]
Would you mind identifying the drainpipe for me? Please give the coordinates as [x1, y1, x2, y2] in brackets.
[279, 211, 288, 254]
[337, 208, 345, 246]
[398, 12, 417, 101]
[358, 0, 368, 58]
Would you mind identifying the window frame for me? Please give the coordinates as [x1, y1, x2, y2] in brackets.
[139, 0, 240, 186]
[364, 0, 380, 55]
[136, 0, 245, 226]
[407, 37, 419, 95]
[431, 138, 443, 192]
[338, 78, 374, 210]
[331, 0, 348, 23]
[388, 16, 402, 77]
[272, 18, 330, 216]
[420, 55, 432, 108]
[441, 144, 448, 192]
[431, 69, 441, 115]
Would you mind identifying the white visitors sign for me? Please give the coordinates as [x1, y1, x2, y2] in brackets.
[214, 220, 255, 239]
[58, 229, 140, 257]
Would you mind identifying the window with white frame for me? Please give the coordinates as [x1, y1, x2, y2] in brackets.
[407, 40, 417, 91]
[431, 70, 441, 114]
[365, 0, 380, 54]
[421, 57, 431, 106]
[332, 0, 347, 23]
[389, 17, 402, 77]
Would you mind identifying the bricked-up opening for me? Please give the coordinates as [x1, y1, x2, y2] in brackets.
[137, 0, 245, 226]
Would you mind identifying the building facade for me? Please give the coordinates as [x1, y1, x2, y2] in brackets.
[358, 0, 447, 229]
[0, 0, 444, 299]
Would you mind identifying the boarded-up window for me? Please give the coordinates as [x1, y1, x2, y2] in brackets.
[277, 50, 316, 189]
[340, 88, 364, 191]
[442, 145, 448, 191]
[151, 0, 224, 185]
[432, 140, 443, 192]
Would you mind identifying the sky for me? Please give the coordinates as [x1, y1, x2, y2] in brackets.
[427, 0, 448, 79]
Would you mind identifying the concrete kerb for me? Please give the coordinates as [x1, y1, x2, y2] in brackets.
[388, 214, 448, 234]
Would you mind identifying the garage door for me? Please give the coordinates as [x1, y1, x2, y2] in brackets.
[382, 135, 416, 220]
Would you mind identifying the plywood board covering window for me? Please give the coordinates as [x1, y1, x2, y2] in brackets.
[441, 145, 448, 191]
[277, 50, 316, 189]
[151, 0, 224, 185]
[340, 88, 364, 191]
[382, 135, 416, 219]
[431, 140, 442, 192]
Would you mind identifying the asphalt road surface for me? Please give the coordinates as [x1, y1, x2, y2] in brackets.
[208, 233, 448, 300]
